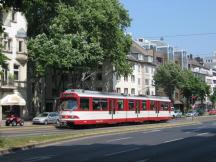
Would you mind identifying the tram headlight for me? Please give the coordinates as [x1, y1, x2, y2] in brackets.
[62, 115, 79, 119]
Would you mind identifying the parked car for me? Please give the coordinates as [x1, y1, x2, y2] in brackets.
[185, 110, 198, 117]
[5, 114, 24, 126]
[171, 110, 182, 118]
[32, 112, 59, 125]
[208, 109, 216, 115]
[196, 108, 205, 116]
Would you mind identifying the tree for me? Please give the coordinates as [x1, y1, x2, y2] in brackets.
[153, 63, 183, 102]
[180, 70, 201, 111]
[180, 70, 210, 111]
[210, 89, 216, 109]
[26, 0, 132, 84]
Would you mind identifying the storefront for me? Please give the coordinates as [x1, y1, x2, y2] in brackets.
[0, 91, 26, 122]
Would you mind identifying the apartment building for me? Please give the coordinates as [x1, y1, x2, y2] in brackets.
[0, 10, 28, 121]
[113, 41, 156, 96]
[203, 51, 216, 69]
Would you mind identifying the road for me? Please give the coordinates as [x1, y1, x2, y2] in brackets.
[1, 117, 216, 162]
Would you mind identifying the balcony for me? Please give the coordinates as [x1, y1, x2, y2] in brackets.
[16, 52, 27, 63]
[0, 80, 16, 89]
[0, 79, 27, 89]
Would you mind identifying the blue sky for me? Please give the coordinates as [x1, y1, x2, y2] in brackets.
[120, 0, 216, 57]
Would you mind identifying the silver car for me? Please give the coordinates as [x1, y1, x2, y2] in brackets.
[32, 112, 59, 125]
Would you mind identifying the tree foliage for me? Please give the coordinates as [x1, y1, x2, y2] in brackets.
[153, 63, 183, 101]
[180, 70, 209, 110]
[210, 90, 216, 109]
[23, 0, 132, 79]
[154, 63, 210, 110]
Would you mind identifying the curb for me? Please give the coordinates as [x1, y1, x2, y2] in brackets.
[0, 120, 200, 156]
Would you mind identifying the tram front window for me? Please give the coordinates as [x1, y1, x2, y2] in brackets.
[60, 98, 77, 110]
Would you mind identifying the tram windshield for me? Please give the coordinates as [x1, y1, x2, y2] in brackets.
[60, 98, 78, 110]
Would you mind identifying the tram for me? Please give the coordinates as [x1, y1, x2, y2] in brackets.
[57, 89, 173, 126]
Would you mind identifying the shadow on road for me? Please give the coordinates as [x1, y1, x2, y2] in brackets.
[1, 132, 216, 162]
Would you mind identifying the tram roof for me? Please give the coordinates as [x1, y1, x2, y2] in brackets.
[63, 89, 170, 102]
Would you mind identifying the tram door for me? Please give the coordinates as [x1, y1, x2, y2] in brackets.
[135, 100, 141, 118]
[155, 101, 160, 118]
[109, 99, 117, 120]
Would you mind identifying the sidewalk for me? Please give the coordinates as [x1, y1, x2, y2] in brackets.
[0, 120, 33, 127]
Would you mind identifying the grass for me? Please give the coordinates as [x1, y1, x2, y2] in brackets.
[0, 134, 61, 149]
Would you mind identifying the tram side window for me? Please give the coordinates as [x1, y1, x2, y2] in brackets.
[117, 99, 124, 111]
[93, 98, 108, 111]
[160, 102, 164, 110]
[142, 101, 147, 110]
[80, 98, 89, 110]
[101, 99, 108, 110]
[128, 100, 134, 110]
[163, 102, 169, 110]
[150, 101, 155, 110]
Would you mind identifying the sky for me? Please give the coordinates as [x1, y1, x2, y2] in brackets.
[120, 0, 216, 57]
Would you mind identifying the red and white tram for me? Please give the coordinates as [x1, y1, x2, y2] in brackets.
[58, 89, 173, 126]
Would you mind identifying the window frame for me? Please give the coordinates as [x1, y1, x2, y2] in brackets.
[79, 97, 90, 111]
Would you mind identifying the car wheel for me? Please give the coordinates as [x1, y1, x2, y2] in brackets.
[5, 122, 10, 126]
[44, 120, 48, 125]
[20, 120, 24, 126]
[12, 120, 17, 126]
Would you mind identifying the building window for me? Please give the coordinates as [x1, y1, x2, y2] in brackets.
[138, 78, 141, 85]
[131, 88, 135, 95]
[18, 40, 23, 52]
[124, 75, 128, 82]
[52, 88, 57, 96]
[145, 66, 149, 73]
[145, 79, 149, 85]
[3, 38, 12, 52]
[131, 75, 135, 83]
[96, 87, 102, 91]
[96, 73, 102, 80]
[116, 74, 121, 81]
[14, 64, 19, 81]
[1, 64, 8, 82]
[138, 54, 143, 60]
[116, 88, 121, 93]
[151, 67, 154, 74]
[11, 10, 16, 22]
[138, 65, 141, 72]
[133, 64, 135, 70]
[124, 88, 128, 94]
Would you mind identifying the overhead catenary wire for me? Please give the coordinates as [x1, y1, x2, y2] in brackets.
[144, 32, 216, 39]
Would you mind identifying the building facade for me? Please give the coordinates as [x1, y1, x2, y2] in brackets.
[0, 10, 28, 122]
[113, 41, 156, 96]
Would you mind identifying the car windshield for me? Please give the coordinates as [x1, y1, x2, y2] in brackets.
[37, 113, 48, 117]
[60, 98, 78, 110]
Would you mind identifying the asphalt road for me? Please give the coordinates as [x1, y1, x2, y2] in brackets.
[1, 118, 216, 162]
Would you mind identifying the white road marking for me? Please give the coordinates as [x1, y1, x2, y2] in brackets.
[105, 147, 140, 156]
[196, 132, 209, 136]
[162, 138, 184, 144]
[134, 159, 149, 162]
[142, 130, 161, 134]
[106, 137, 132, 143]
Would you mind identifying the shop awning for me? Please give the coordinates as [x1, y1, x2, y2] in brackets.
[174, 100, 183, 104]
[0, 93, 26, 106]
